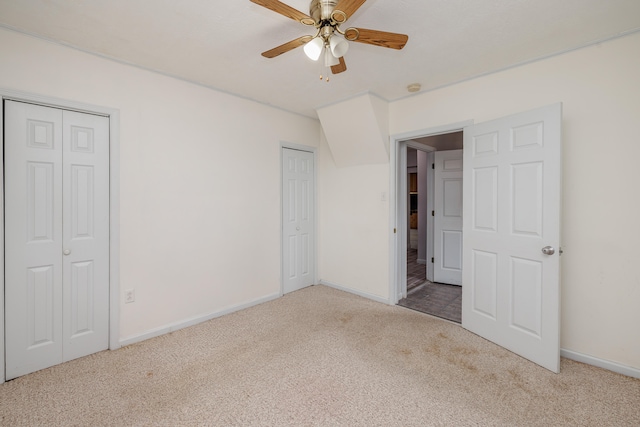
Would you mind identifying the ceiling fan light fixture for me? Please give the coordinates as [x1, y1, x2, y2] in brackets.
[329, 35, 349, 58]
[303, 37, 324, 61]
[324, 47, 340, 67]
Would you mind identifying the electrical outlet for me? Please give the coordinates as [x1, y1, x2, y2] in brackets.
[125, 289, 135, 303]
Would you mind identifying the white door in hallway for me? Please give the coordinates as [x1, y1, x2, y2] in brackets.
[282, 148, 315, 294]
[5, 100, 110, 379]
[462, 104, 562, 373]
[433, 149, 463, 285]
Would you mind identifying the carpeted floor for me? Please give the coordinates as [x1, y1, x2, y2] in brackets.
[1, 285, 638, 426]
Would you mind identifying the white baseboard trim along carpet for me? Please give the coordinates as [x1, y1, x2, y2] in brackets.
[318, 280, 389, 305]
[119, 292, 281, 347]
[561, 349, 640, 379]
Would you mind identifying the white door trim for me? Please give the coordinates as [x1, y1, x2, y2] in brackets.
[389, 121, 473, 304]
[398, 142, 435, 300]
[425, 151, 435, 282]
[280, 142, 317, 295]
[0, 88, 121, 383]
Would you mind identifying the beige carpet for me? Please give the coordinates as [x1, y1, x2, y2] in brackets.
[1, 285, 638, 426]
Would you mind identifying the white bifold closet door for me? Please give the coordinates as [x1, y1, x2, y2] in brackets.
[5, 100, 109, 380]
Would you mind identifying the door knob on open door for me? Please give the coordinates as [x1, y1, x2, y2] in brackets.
[63, 249, 71, 256]
[541, 246, 555, 255]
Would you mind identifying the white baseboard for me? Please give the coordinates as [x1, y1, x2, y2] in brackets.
[561, 349, 640, 379]
[417, 259, 427, 265]
[318, 280, 389, 305]
[119, 292, 281, 347]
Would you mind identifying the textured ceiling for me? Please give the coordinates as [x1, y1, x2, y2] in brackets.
[1, 0, 640, 118]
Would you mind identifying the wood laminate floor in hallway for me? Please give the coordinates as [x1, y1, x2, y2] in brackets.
[400, 248, 462, 323]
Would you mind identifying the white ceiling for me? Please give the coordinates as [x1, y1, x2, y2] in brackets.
[1, 0, 640, 118]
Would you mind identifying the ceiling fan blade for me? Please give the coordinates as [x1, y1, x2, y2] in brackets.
[261, 36, 313, 58]
[344, 27, 408, 50]
[331, 56, 347, 74]
[250, 0, 316, 25]
[332, 0, 367, 23]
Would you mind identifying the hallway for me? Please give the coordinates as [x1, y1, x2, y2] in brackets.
[400, 248, 462, 323]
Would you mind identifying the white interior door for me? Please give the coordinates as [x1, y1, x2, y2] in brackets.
[434, 149, 463, 285]
[462, 104, 562, 373]
[5, 101, 64, 378]
[5, 100, 109, 379]
[61, 109, 110, 362]
[282, 148, 315, 294]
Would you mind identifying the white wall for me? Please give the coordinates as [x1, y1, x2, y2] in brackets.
[317, 93, 389, 167]
[0, 28, 320, 341]
[388, 32, 639, 370]
[318, 130, 390, 300]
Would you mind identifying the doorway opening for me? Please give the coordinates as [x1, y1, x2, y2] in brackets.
[390, 105, 562, 372]
[396, 132, 464, 323]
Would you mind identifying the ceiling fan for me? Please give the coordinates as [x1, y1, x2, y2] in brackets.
[250, 0, 408, 79]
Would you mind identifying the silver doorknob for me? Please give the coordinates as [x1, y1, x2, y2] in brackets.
[296, 226, 300, 231]
[541, 246, 555, 255]
[63, 249, 71, 256]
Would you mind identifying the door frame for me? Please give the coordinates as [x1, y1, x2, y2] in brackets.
[389, 120, 472, 304]
[280, 142, 318, 296]
[0, 88, 121, 383]
[400, 143, 435, 300]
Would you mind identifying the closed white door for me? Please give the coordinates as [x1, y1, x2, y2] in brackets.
[5, 100, 109, 379]
[282, 148, 315, 294]
[433, 149, 463, 285]
[462, 104, 561, 372]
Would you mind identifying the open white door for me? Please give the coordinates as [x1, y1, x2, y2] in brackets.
[433, 149, 463, 285]
[462, 104, 562, 373]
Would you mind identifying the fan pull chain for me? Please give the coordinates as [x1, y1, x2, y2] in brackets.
[320, 45, 330, 82]
[325, 46, 330, 82]
[319, 62, 329, 82]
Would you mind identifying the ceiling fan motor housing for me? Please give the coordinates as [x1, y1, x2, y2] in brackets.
[310, 0, 339, 23]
